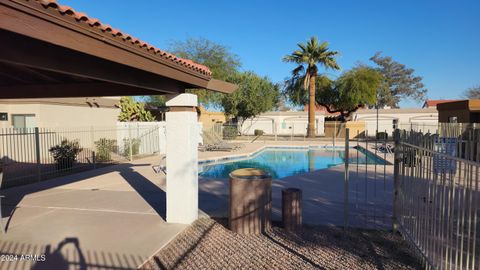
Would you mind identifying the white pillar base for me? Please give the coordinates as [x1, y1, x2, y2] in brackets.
[165, 93, 198, 224]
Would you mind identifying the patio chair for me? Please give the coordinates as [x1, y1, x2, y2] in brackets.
[211, 132, 244, 149]
[202, 134, 236, 152]
[206, 143, 236, 151]
[376, 143, 394, 154]
[202, 132, 241, 151]
[152, 156, 166, 174]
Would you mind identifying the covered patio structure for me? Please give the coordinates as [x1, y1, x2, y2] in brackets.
[0, 0, 235, 268]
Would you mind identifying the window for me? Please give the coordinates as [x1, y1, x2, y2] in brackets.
[392, 119, 398, 130]
[448, 116, 458, 123]
[12, 114, 36, 129]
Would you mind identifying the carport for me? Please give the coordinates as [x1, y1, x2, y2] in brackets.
[0, 0, 235, 268]
[1, 0, 235, 223]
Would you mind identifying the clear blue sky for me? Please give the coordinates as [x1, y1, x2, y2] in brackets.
[62, 0, 480, 108]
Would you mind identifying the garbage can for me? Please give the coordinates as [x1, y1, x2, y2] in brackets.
[229, 168, 271, 234]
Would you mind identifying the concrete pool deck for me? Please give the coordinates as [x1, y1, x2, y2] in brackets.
[0, 159, 192, 270]
[0, 140, 394, 269]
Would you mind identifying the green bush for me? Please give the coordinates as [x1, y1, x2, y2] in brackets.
[376, 132, 388, 140]
[254, 129, 264, 136]
[123, 138, 141, 157]
[223, 126, 238, 139]
[94, 138, 117, 162]
[49, 140, 82, 170]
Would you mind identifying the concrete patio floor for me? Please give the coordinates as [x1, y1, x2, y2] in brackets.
[0, 158, 189, 270]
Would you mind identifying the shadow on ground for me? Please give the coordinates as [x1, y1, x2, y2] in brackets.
[0, 162, 162, 226]
[0, 237, 145, 270]
[141, 218, 422, 270]
[0, 161, 172, 270]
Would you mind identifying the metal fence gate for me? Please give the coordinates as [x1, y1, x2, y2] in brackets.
[343, 128, 393, 230]
[393, 124, 480, 270]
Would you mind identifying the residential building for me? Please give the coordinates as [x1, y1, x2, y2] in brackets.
[352, 108, 439, 134]
[437, 100, 480, 123]
[422, 99, 459, 109]
[199, 107, 226, 129]
[0, 97, 120, 129]
[240, 111, 325, 136]
[239, 107, 439, 137]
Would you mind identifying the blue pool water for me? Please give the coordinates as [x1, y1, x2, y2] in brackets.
[199, 147, 386, 179]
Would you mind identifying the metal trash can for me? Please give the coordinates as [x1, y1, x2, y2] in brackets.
[282, 188, 302, 232]
[229, 168, 271, 234]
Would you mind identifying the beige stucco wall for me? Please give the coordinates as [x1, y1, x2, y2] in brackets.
[199, 108, 226, 129]
[324, 121, 366, 139]
[0, 102, 120, 128]
[353, 108, 439, 134]
[240, 112, 326, 136]
[238, 109, 438, 137]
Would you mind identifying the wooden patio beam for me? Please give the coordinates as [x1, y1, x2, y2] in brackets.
[0, 82, 170, 99]
[0, 30, 185, 95]
[0, 0, 211, 85]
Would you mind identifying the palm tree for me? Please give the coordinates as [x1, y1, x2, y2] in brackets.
[283, 37, 340, 137]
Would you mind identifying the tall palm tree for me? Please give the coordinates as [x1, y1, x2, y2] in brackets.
[283, 37, 340, 137]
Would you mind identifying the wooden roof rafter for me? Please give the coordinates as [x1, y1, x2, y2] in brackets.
[0, 0, 237, 99]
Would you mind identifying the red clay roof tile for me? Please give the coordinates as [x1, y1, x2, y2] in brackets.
[423, 100, 460, 108]
[31, 0, 211, 76]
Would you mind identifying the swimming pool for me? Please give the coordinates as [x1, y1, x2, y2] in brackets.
[199, 147, 386, 179]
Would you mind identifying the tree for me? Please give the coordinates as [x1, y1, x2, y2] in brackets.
[463, 85, 480, 99]
[284, 71, 332, 107]
[221, 71, 279, 126]
[275, 96, 292, 112]
[370, 52, 427, 107]
[118, 96, 155, 122]
[284, 66, 382, 121]
[316, 66, 383, 121]
[283, 37, 340, 137]
[144, 95, 166, 107]
[169, 38, 241, 106]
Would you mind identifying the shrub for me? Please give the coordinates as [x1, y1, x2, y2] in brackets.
[94, 138, 117, 162]
[376, 132, 388, 140]
[49, 140, 82, 170]
[123, 138, 141, 157]
[223, 126, 238, 139]
[254, 129, 264, 136]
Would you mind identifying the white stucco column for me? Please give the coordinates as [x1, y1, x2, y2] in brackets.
[165, 93, 198, 224]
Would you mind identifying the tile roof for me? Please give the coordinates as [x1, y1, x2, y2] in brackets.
[33, 0, 211, 76]
[423, 99, 459, 108]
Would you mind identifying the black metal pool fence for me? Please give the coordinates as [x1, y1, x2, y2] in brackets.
[0, 124, 162, 188]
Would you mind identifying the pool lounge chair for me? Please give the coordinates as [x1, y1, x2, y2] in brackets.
[201, 134, 236, 152]
[199, 132, 237, 151]
[203, 132, 243, 151]
[210, 132, 244, 149]
[375, 143, 394, 154]
[205, 143, 236, 151]
[152, 156, 167, 174]
[380, 144, 394, 154]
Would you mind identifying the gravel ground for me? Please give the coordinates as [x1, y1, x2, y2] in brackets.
[140, 218, 422, 270]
